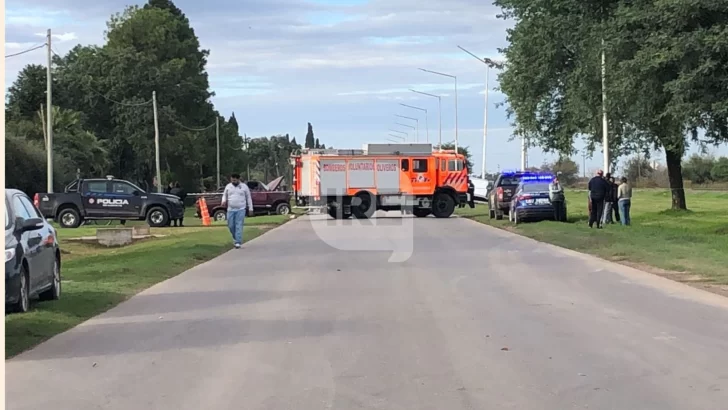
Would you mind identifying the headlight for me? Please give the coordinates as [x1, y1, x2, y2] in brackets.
[5, 248, 16, 263]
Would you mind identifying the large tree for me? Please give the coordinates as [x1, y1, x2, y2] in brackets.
[305, 123, 315, 148]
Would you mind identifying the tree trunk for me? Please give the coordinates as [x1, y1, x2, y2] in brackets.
[664, 148, 687, 210]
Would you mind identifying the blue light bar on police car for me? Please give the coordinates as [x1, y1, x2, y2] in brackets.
[521, 174, 554, 182]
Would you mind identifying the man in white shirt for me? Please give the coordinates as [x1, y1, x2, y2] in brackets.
[221, 173, 254, 248]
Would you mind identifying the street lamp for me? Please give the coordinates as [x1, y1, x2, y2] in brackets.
[394, 122, 415, 139]
[419, 68, 458, 152]
[388, 129, 408, 140]
[458, 45, 506, 177]
[400, 103, 428, 143]
[388, 134, 405, 141]
[410, 89, 442, 148]
[395, 114, 418, 142]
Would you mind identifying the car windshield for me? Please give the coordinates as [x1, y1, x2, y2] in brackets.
[522, 183, 550, 192]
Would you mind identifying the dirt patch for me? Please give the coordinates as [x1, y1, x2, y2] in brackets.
[617, 260, 728, 298]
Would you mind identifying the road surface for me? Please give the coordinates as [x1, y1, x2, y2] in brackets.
[7, 214, 728, 409]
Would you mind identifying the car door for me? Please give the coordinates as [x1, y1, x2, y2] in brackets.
[82, 180, 111, 217]
[108, 180, 143, 218]
[246, 181, 266, 210]
[11, 194, 45, 293]
[17, 194, 55, 290]
[409, 157, 435, 196]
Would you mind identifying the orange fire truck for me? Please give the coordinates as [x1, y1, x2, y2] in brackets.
[291, 143, 471, 219]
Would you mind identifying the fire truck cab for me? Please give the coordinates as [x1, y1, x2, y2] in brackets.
[291, 143, 469, 219]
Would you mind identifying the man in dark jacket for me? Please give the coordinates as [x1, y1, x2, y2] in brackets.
[169, 182, 187, 227]
[587, 170, 609, 228]
[603, 173, 615, 224]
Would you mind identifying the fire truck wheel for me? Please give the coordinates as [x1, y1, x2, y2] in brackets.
[432, 193, 455, 218]
[352, 192, 375, 219]
[413, 208, 431, 218]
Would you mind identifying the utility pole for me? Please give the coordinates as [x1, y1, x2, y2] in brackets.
[582, 152, 587, 178]
[152, 91, 161, 193]
[601, 39, 609, 173]
[521, 137, 527, 171]
[46, 29, 53, 193]
[482, 64, 488, 177]
[216, 116, 220, 190]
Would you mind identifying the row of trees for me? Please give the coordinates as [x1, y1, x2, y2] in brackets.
[495, 0, 728, 209]
[5, 0, 326, 196]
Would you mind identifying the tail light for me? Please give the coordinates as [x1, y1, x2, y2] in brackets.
[33, 193, 39, 208]
[518, 195, 532, 200]
[497, 187, 503, 201]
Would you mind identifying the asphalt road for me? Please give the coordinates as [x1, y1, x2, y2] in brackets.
[7, 214, 728, 409]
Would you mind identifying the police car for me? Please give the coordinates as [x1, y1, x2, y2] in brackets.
[507, 174, 566, 224]
[35, 176, 185, 228]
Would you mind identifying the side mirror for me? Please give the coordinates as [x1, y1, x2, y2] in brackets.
[17, 217, 44, 233]
[132, 190, 141, 196]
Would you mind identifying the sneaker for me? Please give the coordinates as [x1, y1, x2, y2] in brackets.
[234, 243, 241, 249]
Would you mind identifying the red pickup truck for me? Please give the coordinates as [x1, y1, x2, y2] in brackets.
[195, 177, 291, 221]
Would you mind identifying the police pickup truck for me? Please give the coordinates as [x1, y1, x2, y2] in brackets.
[34, 176, 185, 228]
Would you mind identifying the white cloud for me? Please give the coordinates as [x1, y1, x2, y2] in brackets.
[34, 31, 78, 42]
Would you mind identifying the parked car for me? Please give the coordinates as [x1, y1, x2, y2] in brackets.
[508, 174, 567, 224]
[6, 189, 62, 313]
[35, 176, 185, 228]
[470, 176, 492, 202]
[488, 172, 527, 220]
[195, 177, 292, 221]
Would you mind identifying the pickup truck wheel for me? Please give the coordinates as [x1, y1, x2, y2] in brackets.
[213, 209, 227, 221]
[275, 202, 291, 215]
[432, 193, 455, 218]
[146, 207, 170, 227]
[58, 208, 82, 228]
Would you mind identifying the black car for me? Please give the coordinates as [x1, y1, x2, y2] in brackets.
[488, 172, 526, 220]
[35, 177, 185, 228]
[5, 189, 62, 313]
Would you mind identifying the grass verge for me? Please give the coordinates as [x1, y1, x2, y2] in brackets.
[5, 224, 279, 358]
[457, 189, 728, 290]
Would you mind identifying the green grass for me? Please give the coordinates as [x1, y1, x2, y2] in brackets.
[5, 224, 277, 358]
[53, 208, 291, 240]
[457, 190, 728, 284]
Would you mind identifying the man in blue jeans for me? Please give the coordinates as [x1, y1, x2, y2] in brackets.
[220, 173, 254, 249]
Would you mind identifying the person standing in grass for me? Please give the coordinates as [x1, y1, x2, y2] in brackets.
[617, 176, 632, 225]
[602, 173, 617, 225]
[169, 182, 187, 227]
[549, 176, 566, 222]
[221, 173, 254, 249]
[588, 170, 609, 228]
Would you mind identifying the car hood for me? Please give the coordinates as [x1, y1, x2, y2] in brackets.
[265, 176, 285, 191]
[149, 193, 180, 200]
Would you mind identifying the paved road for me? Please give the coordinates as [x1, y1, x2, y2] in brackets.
[7, 214, 728, 409]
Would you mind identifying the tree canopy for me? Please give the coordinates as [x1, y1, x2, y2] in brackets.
[495, 0, 728, 209]
[5, 0, 326, 195]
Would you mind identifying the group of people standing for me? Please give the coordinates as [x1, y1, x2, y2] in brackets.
[587, 170, 632, 228]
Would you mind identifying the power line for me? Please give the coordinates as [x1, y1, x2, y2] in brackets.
[5, 43, 46, 58]
[160, 109, 215, 131]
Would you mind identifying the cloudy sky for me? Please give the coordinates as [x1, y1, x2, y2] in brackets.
[6, 0, 727, 174]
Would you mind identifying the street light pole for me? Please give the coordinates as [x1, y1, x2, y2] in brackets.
[601, 38, 609, 173]
[457, 46, 505, 177]
[410, 89, 442, 149]
[419, 68, 457, 152]
[46, 29, 53, 192]
[395, 114, 418, 141]
[388, 129, 408, 140]
[400, 103, 428, 143]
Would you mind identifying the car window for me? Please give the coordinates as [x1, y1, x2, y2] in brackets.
[498, 176, 521, 185]
[448, 160, 456, 171]
[522, 183, 550, 192]
[246, 181, 261, 191]
[85, 181, 108, 193]
[19, 196, 42, 218]
[12, 195, 33, 220]
[111, 181, 137, 194]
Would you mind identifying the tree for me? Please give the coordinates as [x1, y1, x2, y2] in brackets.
[542, 157, 580, 185]
[622, 156, 654, 183]
[305, 123, 315, 148]
[6, 64, 49, 121]
[314, 138, 320, 149]
[711, 157, 728, 182]
[228, 112, 239, 135]
[683, 154, 716, 184]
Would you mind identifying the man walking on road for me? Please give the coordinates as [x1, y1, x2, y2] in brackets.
[221, 173, 254, 249]
[587, 170, 609, 228]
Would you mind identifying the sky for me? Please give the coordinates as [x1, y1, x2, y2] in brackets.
[5, 0, 728, 175]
